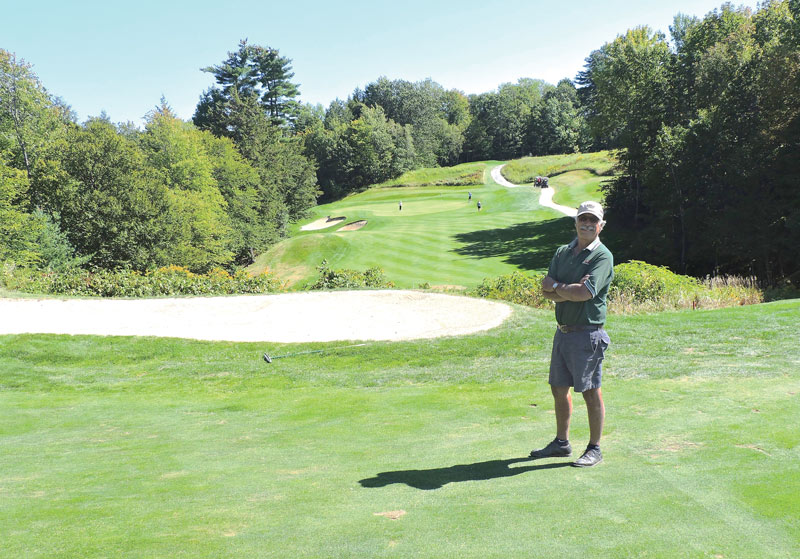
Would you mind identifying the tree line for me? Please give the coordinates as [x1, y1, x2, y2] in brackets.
[298, 75, 589, 200]
[579, 0, 800, 283]
[2, 1, 799, 284]
[1, 42, 318, 273]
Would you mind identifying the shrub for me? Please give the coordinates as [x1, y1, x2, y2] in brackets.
[609, 260, 700, 303]
[307, 260, 395, 290]
[471, 271, 548, 308]
[0, 265, 283, 297]
[471, 261, 763, 312]
[764, 278, 800, 302]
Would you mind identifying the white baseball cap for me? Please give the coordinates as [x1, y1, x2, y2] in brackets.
[576, 201, 604, 221]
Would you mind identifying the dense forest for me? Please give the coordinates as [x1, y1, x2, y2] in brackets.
[1, 1, 798, 284]
[579, 0, 800, 283]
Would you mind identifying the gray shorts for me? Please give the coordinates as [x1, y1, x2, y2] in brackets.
[549, 328, 610, 392]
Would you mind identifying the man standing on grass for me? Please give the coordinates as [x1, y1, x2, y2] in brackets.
[530, 200, 613, 467]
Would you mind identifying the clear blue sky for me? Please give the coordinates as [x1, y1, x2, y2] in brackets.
[3, 0, 748, 126]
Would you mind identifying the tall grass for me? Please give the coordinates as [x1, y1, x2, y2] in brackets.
[472, 261, 765, 313]
[501, 151, 617, 184]
[608, 276, 763, 313]
[375, 161, 491, 187]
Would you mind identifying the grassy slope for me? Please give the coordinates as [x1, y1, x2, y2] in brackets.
[5, 150, 797, 557]
[500, 150, 616, 185]
[250, 154, 615, 289]
[1, 300, 798, 558]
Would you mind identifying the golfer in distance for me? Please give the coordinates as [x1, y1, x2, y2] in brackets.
[530, 200, 613, 467]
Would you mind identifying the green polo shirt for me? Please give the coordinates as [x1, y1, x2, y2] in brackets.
[548, 237, 614, 326]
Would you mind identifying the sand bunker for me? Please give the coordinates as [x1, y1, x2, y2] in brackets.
[0, 290, 513, 343]
[300, 216, 346, 231]
[337, 220, 367, 231]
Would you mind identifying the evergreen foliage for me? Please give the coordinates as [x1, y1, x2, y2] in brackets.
[194, 50, 319, 227]
[196, 39, 300, 128]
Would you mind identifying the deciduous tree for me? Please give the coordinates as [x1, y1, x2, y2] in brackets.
[37, 118, 175, 270]
[0, 50, 72, 205]
[142, 107, 234, 271]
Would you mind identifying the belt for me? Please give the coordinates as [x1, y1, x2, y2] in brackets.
[557, 324, 603, 334]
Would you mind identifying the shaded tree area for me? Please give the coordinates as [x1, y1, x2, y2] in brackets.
[453, 218, 575, 270]
[578, 0, 800, 283]
[465, 78, 589, 161]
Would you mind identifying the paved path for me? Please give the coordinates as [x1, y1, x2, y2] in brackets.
[491, 164, 577, 217]
[490, 164, 522, 188]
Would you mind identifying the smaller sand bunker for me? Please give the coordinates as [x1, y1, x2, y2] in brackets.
[337, 220, 367, 231]
[300, 216, 346, 231]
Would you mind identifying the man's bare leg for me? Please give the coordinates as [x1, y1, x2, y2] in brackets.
[581, 387, 605, 445]
[552, 385, 573, 440]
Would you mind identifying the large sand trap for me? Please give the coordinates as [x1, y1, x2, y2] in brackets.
[337, 220, 367, 231]
[300, 216, 346, 231]
[0, 291, 512, 343]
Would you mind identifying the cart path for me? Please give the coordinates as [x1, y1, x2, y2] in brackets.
[491, 164, 577, 217]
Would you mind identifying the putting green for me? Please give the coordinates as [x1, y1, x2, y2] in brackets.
[336, 200, 474, 217]
[340, 194, 478, 217]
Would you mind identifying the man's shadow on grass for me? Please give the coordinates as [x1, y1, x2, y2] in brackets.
[359, 457, 571, 491]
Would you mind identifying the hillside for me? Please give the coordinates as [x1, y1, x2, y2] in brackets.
[249, 152, 618, 289]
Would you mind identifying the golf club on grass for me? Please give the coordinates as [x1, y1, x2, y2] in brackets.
[263, 343, 369, 363]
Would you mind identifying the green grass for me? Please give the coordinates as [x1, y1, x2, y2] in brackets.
[5, 148, 795, 557]
[550, 169, 609, 208]
[1, 300, 798, 557]
[250, 153, 612, 289]
[501, 150, 617, 184]
[374, 161, 492, 188]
